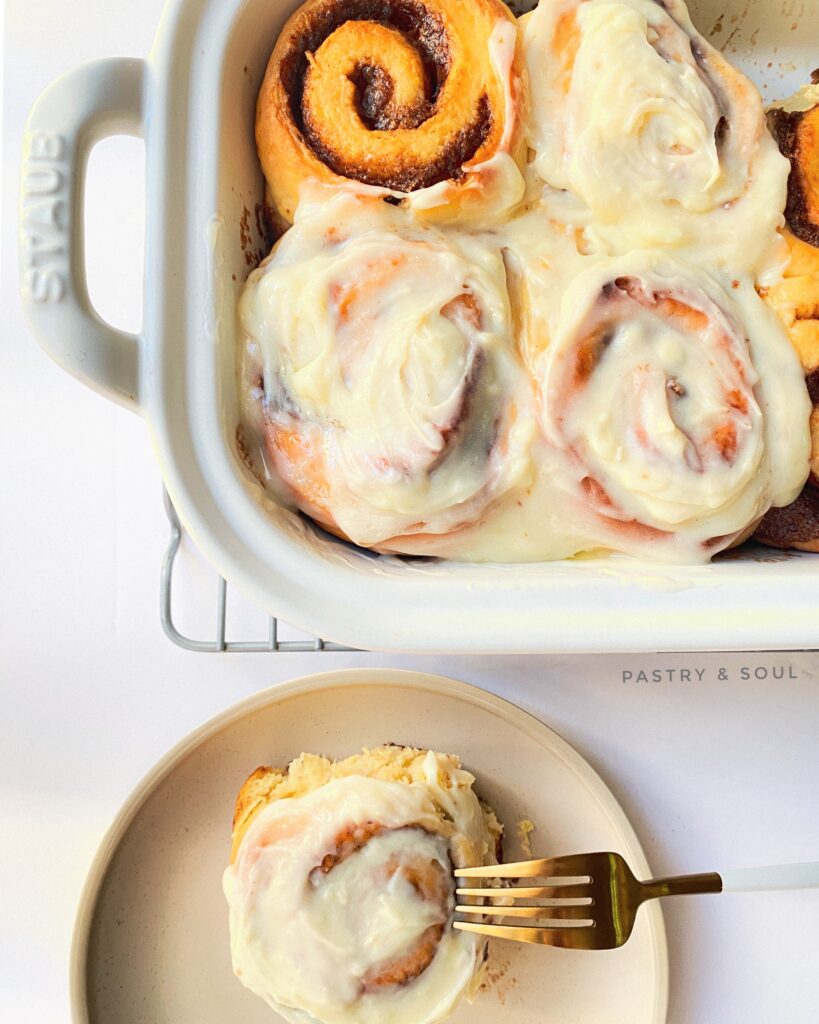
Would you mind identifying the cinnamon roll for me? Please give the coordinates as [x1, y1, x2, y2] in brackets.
[239, 191, 535, 552]
[223, 747, 502, 1024]
[534, 253, 811, 560]
[767, 84, 819, 249]
[756, 86, 819, 552]
[522, 0, 788, 276]
[257, 0, 526, 227]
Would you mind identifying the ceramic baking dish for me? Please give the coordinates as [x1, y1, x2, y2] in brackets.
[19, 0, 819, 652]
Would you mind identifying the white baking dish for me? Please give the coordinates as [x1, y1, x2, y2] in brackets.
[19, 0, 819, 652]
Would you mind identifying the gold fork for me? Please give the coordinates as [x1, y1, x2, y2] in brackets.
[455, 852, 819, 949]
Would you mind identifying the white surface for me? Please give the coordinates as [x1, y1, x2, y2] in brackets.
[73, 672, 667, 1024]
[1, 1, 819, 1022]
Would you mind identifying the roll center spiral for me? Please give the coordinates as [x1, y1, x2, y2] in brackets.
[275, 0, 504, 192]
[307, 823, 454, 992]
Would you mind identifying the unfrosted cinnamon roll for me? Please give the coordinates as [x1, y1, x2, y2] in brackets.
[767, 84, 819, 249]
[756, 86, 819, 552]
[257, 0, 526, 227]
[755, 481, 819, 554]
[522, 0, 788, 276]
[239, 191, 534, 552]
[223, 747, 502, 1024]
[534, 254, 811, 560]
[758, 230, 819, 492]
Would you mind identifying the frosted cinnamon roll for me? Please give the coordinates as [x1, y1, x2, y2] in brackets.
[239, 191, 534, 552]
[257, 0, 526, 227]
[534, 254, 811, 560]
[522, 0, 788, 276]
[223, 747, 502, 1024]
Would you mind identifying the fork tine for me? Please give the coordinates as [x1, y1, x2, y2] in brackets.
[456, 855, 593, 879]
[456, 903, 594, 920]
[453, 921, 595, 946]
[456, 884, 591, 899]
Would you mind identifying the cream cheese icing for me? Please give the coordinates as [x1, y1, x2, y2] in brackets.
[223, 755, 497, 1024]
[533, 252, 810, 559]
[522, 0, 790, 281]
[236, 0, 813, 564]
[239, 190, 535, 549]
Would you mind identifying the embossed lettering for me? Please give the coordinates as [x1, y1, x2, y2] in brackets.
[22, 133, 68, 304]
[29, 132, 66, 161]
[24, 166, 64, 196]
[24, 196, 65, 232]
[24, 267, 66, 303]
[24, 232, 64, 259]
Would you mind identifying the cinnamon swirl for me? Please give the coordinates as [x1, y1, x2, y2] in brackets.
[533, 254, 811, 560]
[223, 747, 502, 1024]
[522, 0, 788, 276]
[257, 0, 526, 227]
[239, 190, 535, 552]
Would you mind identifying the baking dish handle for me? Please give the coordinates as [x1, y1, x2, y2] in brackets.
[19, 58, 145, 412]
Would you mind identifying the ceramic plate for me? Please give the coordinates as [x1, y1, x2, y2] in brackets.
[71, 669, 669, 1022]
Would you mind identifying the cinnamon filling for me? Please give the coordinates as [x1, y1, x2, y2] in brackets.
[362, 855, 450, 990]
[278, 0, 450, 105]
[573, 324, 614, 385]
[682, 34, 735, 163]
[806, 368, 819, 405]
[310, 820, 386, 878]
[304, 95, 493, 192]
[426, 345, 488, 474]
[756, 485, 819, 546]
[578, 277, 715, 383]
[581, 478, 670, 539]
[309, 822, 453, 991]
[351, 63, 429, 130]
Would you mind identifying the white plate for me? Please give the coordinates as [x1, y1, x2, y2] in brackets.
[71, 670, 669, 1022]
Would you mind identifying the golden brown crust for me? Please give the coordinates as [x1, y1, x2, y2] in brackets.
[256, 0, 523, 224]
[230, 765, 285, 862]
[757, 233, 819, 478]
[758, 231, 819, 375]
[755, 85, 819, 552]
[229, 746, 504, 865]
[768, 103, 819, 248]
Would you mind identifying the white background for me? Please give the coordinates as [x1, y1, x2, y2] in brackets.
[2, 1, 819, 1021]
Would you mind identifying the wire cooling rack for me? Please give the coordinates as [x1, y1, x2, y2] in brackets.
[160, 490, 819, 655]
[160, 490, 355, 653]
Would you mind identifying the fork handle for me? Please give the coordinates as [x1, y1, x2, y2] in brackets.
[720, 862, 819, 892]
[642, 872, 723, 901]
